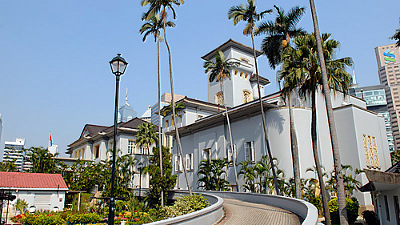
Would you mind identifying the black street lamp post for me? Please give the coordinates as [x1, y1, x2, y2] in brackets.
[138, 162, 143, 199]
[108, 54, 128, 225]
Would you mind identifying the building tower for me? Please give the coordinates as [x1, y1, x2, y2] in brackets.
[118, 90, 137, 122]
[202, 39, 269, 108]
[375, 44, 400, 151]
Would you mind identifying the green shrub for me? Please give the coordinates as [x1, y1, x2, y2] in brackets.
[66, 212, 101, 224]
[163, 194, 209, 218]
[23, 213, 65, 225]
[328, 197, 359, 225]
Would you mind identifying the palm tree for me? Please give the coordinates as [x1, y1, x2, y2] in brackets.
[197, 158, 229, 191]
[141, 0, 192, 195]
[390, 18, 400, 47]
[256, 5, 305, 198]
[140, 14, 175, 207]
[203, 50, 240, 191]
[308, 2, 350, 223]
[279, 33, 352, 224]
[228, 0, 284, 196]
[135, 123, 158, 157]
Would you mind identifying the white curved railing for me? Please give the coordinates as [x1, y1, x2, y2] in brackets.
[200, 191, 319, 225]
[148, 191, 224, 225]
[149, 190, 319, 225]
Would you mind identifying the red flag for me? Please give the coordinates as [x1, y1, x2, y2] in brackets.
[49, 133, 53, 146]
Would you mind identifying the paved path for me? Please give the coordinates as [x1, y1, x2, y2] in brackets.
[216, 198, 301, 225]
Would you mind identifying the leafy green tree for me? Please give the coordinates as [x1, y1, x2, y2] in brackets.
[390, 18, 400, 47]
[197, 158, 229, 191]
[141, 0, 192, 195]
[203, 50, 240, 191]
[238, 160, 257, 192]
[135, 123, 158, 157]
[390, 149, 400, 164]
[26, 147, 60, 173]
[101, 150, 136, 200]
[14, 198, 28, 213]
[65, 160, 104, 192]
[0, 158, 18, 172]
[327, 165, 361, 198]
[145, 146, 176, 207]
[140, 14, 175, 207]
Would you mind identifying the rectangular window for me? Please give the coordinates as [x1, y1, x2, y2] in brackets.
[227, 144, 237, 165]
[175, 155, 182, 172]
[128, 140, 135, 154]
[186, 153, 194, 171]
[363, 134, 380, 169]
[244, 141, 255, 162]
[165, 120, 169, 128]
[74, 151, 77, 158]
[385, 195, 390, 221]
[202, 148, 211, 161]
[94, 145, 100, 159]
[178, 115, 182, 124]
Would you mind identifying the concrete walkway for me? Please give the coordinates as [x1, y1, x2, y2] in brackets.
[217, 198, 301, 225]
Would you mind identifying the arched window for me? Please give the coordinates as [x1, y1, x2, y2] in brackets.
[215, 92, 224, 105]
[235, 70, 238, 77]
[243, 90, 252, 103]
[240, 71, 243, 78]
[245, 73, 249, 80]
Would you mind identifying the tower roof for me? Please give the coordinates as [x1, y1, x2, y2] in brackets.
[201, 39, 263, 61]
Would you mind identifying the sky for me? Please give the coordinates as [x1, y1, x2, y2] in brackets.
[0, 0, 399, 158]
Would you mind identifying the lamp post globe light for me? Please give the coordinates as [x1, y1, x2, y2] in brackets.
[108, 53, 128, 225]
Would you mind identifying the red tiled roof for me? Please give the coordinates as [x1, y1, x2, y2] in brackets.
[0, 172, 68, 189]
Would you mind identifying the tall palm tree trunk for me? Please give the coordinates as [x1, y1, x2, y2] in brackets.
[157, 39, 164, 207]
[162, 11, 192, 195]
[309, 1, 348, 224]
[220, 79, 239, 192]
[311, 84, 331, 225]
[287, 93, 301, 198]
[284, 32, 301, 199]
[251, 32, 280, 195]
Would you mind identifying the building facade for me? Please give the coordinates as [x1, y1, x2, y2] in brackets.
[351, 85, 395, 151]
[165, 40, 392, 212]
[67, 118, 153, 195]
[2, 138, 32, 172]
[375, 44, 400, 151]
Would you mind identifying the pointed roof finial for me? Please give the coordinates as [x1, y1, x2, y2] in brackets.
[125, 88, 128, 105]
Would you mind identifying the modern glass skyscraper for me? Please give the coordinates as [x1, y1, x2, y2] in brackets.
[375, 44, 400, 151]
[351, 85, 395, 151]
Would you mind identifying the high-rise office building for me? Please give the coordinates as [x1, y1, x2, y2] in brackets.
[2, 138, 32, 171]
[375, 44, 400, 151]
[351, 85, 395, 151]
[0, 114, 2, 145]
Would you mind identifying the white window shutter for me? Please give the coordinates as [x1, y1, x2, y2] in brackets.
[185, 154, 189, 171]
[244, 142, 247, 161]
[251, 141, 255, 162]
[191, 153, 194, 170]
[174, 155, 178, 172]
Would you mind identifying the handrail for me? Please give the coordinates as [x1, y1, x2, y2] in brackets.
[197, 190, 319, 225]
[148, 190, 224, 225]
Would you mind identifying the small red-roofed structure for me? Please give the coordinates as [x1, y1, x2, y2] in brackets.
[0, 172, 68, 216]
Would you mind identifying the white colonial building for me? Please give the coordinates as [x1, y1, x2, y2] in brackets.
[164, 39, 392, 212]
[67, 117, 154, 195]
